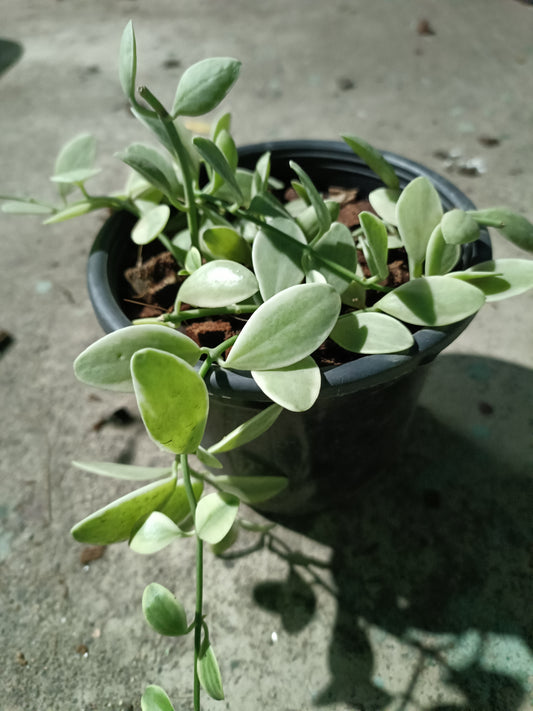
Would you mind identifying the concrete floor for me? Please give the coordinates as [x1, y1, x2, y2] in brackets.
[1, 1, 532, 709]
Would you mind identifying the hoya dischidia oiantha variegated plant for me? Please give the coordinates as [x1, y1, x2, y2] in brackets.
[3, 20, 533, 711]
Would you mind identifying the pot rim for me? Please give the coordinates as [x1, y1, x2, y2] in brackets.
[87, 139, 492, 402]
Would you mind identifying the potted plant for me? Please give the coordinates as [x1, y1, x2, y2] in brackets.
[2, 21, 533, 711]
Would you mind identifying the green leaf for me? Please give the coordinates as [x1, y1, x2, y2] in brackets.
[158, 481, 203, 525]
[252, 218, 307, 300]
[441, 209, 480, 245]
[51, 168, 101, 185]
[1, 199, 54, 215]
[210, 521, 239, 555]
[252, 356, 321, 412]
[74, 325, 201, 392]
[295, 201, 340, 240]
[368, 187, 401, 225]
[54, 134, 97, 199]
[193, 136, 243, 202]
[71, 475, 176, 545]
[142, 582, 188, 636]
[342, 135, 400, 190]
[376, 275, 485, 326]
[212, 112, 232, 142]
[43, 200, 95, 223]
[178, 259, 258, 307]
[223, 283, 341, 371]
[196, 446, 223, 469]
[184, 246, 202, 273]
[195, 492, 239, 545]
[290, 161, 331, 236]
[72, 461, 172, 481]
[117, 143, 181, 202]
[141, 685, 175, 711]
[396, 177, 443, 273]
[132, 348, 209, 454]
[197, 641, 225, 701]
[249, 192, 291, 219]
[307, 221, 358, 294]
[469, 207, 533, 253]
[172, 57, 241, 117]
[130, 511, 188, 554]
[358, 212, 389, 281]
[211, 475, 288, 505]
[425, 224, 461, 276]
[202, 226, 252, 264]
[330, 311, 414, 353]
[131, 205, 170, 245]
[453, 258, 533, 301]
[208, 403, 283, 454]
[119, 20, 137, 102]
[252, 151, 271, 196]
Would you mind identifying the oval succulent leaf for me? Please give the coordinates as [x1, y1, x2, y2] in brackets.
[130, 511, 188, 554]
[172, 57, 241, 117]
[211, 474, 288, 505]
[359, 211, 389, 281]
[72, 461, 172, 481]
[54, 133, 97, 198]
[178, 260, 258, 307]
[158, 481, 203, 525]
[368, 187, 401, 225]
[425, 224, 461, 276]
[396, 176, 443, 269]
[71, 475, 176, 545]
[456, 258, 533, 301]
[141, 685, 175, 711]
[193, 136, 243, 203]
[74, 325, 201, 392]
[117, 143, 181, 201]
[330, 311, 414, 353]
[51, 167, 101, 185]
[195, 492, 239, 545]
[252, 356, 321, 412]
[223, 283, 341, 371]
[342, 135, 400, 190]
[253, 218, 307, 300]
[308, 221, 358, 294]
[441, 209, 480, 245]
[202, 226, 252, 264]
[132, 205, 170, 245]
[197, 642, 225, 701]
[469, 207, 533, 253]
[43, 200, 95, 223]
[376, 275, 485, 326]
[132, 349, 208, 454]
[208, 403, 283, 454]
[118, 20, 137, 101]
[289, 161, 331, 236]
[142, 582, 188, 636]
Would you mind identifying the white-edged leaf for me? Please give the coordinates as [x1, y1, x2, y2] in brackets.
[1, 199, 54, 215]
[202, 226, 251, 264]
[117, 143, 181, 201]
[208, 403, 283, 454]
[359, 211, 389, 281]
[368, 187, 401, 225]
[470, 207, 533, 253]
[178, 259, 258, 307]
[119, 20, 137, 101]
[74, 325, 201, 392]
[193, 136, 243, 202]
[54, 133, 96, 198]
[211, 475, 288, 505]
[142, 582, 188, 636]
[51, 168, 101, 185]
[252, 356, 321, 412]
[425, 224, 461, 276]
[441, 209, 480, 245]
[172, 57, 241, 117]
[132, 205, 171, 245]
[452, 258, 533, 301]
[290, 161, 331, 236]
[195, 492, 239, 545]
[342, 135, 400, 189]
[308, 221, 358, 293]
[141, 684, 175, 711]
[396, 176, 443, 271]
[72, 461, 172, 481]
[330, 311, 414, 353]
[130, 511, 188, 554]
[197, 642, 224, 701]
[253, 218, 307, 300]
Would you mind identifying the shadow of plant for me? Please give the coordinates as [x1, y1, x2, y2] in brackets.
[0, 38, 23, 77]
[252, 354, 533, 710]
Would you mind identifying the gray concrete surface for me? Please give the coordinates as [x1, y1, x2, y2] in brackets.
[1, 1, 532, 710]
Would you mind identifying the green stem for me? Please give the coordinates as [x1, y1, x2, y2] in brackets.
[163, 304, 259, 326]
[139, 86, 200, 251]
[181, 453, 203, 711]
[199, 335, 239, 378]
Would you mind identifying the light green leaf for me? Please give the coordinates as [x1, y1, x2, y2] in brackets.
[469, 207, 533, 253]
[54, 133, 96, 199]
[132, 349, 208, 454]
[223, 283, 341, 371]
[453, 258, 533, 301]
[142, 583, 188, 636]
[196, 446, 223, 469]
[193, 136, 243, 203]
[210, 521, 239, 555]
[208, 403, 283, 454]
[141, 685, 175, 711]
[197, 641, 225, 701]
[252, 218, 307, 300]
[249, 192, 291, 219]
[51, 168, 101, 185]
[178, 259, 258, 307]
[130, 511, 188, 554]
[72, 461, 172, 481]
[441, 209, 480, 245]
[307, 221, 358, 294]
[341, 280, 367, 309]
[158, 481, 203, 525]
[184, 246, 202, 274]
[252, 151, 271, 196]
[195, 492, 239, 545]
[252, 356, 321, 412]
[202, 226, 252, 264]
[376, 275, 485, 326]
[212, 112, 232, 142]
[74, 325, 201, 392]
[425, 224, 461, 276]
[43, 200, 95, 223]
[295, 201, 340, 240]
[368, 187, 401, 225]
[131, 205, 171, 245]
[172, 57, 241, 117]
[290, 161, 331, 236]
[342, 135, 400, 190]
[71, 475, 176, 545]
[330, 311, 414, 353]
[119, 20, 137, 101]
[1, 199, 54, 215]
[396, 176, 443, 273]
[359, 212, 389, 281]
[117, 143, 181, 202]
[211, 475, 288, 505]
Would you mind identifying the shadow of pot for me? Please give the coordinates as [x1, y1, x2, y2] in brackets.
[86, 141, 492, 515]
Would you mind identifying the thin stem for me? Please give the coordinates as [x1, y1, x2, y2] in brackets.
[181, 453, 203, 711]
[162, 304, 259, 326]
[199, 335, 239, 379]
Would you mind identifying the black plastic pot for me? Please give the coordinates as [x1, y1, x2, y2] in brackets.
[87, 141, 491, 515]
